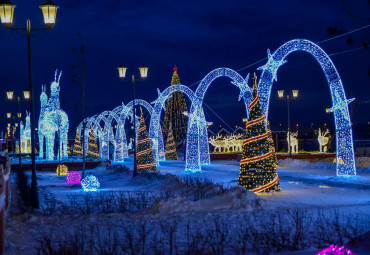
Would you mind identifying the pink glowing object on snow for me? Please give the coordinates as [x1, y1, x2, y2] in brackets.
[317, 244, 355, 255]
[67, 171, 81, 184]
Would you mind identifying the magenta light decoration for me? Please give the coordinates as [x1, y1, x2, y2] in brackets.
[67, 171, 81, 184]
[317, 244, 355, 255]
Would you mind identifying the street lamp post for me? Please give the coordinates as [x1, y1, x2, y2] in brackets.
[0, 0, 59, 209]
[118, 64, 148, 177]
[6, 90, 29, 168]
[278, 89, 299, 158]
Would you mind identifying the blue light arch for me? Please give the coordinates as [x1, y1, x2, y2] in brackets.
[148, 84, 208, 164]
[185, 68, 252, 172]
[257, 39, 356, 176]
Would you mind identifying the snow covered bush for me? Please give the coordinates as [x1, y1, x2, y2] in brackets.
[81, 175, 100, 192]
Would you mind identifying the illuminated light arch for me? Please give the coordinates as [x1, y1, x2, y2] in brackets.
[148, 84, 207, 163]
[94, 111, 113, 160]
[257, 39, 356, 176]
[120, 99, 154, 159]
[185, 68, 252, 172]
[107, 107, 126, 161]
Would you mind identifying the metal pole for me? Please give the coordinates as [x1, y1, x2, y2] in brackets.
[18, 97, 22, 168]
[132, 74, 138, 177]
[27, 19, 39, 209]
[287, 95, 291, 158]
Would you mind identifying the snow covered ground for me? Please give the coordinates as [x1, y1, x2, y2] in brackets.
[5, 156, 370, 254]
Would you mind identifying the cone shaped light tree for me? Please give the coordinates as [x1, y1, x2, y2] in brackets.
[162, 65, 188, 145]
[73, 128, 83, 156]
[137, 108, 157, 171]
[165, 122, 178, 160]
[87, 126, 99, 158]
[238, 73, 280, 193]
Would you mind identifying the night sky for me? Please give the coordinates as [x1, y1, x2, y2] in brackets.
[1, 0, 369, 139]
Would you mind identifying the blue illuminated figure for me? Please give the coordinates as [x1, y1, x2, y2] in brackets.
[257, 39, 356, 176]
[38, 70, 69, 161]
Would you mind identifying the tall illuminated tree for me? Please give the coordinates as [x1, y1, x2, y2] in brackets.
[137, 108, 157, 171]
[87, 126, 99, 158]
[73, 128, 83, 156]
[165, 123, 178, 160]
[267, 121, 278, 168]
[238, 74, 280, 192]
[162, 65, 188, 145]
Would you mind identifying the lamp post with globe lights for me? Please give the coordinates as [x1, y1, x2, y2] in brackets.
[118, 64, 149, 177]
[0, 0, 59, 208]
[277, 89, 299, 158]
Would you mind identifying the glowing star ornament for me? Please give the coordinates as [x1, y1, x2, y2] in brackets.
[56, 164, 68, 175]
[231, 73, 252, 101]
[257, 49, 287, 82]
[67, 171, 81, 184]
[317, 244, 355, 255]
[327, 90, 355, 122]
[81, 175, 100, 192]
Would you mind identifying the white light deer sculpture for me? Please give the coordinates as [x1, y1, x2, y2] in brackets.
[317, 128, 330, 153]
[287, 131, 298, 154]
[209, 134, 232, 153]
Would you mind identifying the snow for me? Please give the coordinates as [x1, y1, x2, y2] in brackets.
[5, 156, 370, 254]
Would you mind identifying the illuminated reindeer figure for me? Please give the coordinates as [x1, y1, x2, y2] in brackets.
[287, 131, 298, 154]
[38, 70, 69, 160]
[228, 133, 243, 152]
[209, 134, 233, 153]
[317, 128, 330, 153]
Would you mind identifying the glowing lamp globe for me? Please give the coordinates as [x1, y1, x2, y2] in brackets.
[139, 64, 149, 79]
[39, 0, 58, 27]
[56, 164, 68, 175]
[317, 244, 354, 255]
[292, 89, 299, 98]
[0, 0, 15, 27]
[118, 65, 127, 78]
[6, 90, 14, 100]
[6, 113, 11, 119]
[23, 90, 30, 100]
[67, 171, 81, 184]
[81, 175, 100, 192]
[277, 90, 284, 98]
[17, 112, 21, 118]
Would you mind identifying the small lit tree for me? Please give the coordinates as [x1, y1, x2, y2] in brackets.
[165, 123, 178, 160]
[87, 126, 99, 158]
[137, 108, 157, 171]
[73, 128, 83, 156]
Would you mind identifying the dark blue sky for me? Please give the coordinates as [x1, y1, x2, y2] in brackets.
[1, 0, 369, 138]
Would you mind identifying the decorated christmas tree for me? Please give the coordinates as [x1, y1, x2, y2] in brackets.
[137, 108, 157, 171]
[87, 126, 99, 158]
[165, 122, 178, 160]
[238, 74, 280, 192]
[267, 121, 278, 168]
[73, 128, 83, 156]
[162, 65, 188, 145]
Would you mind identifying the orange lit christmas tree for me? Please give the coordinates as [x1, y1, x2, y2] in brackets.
[73, 128, 83, 156]
[87, 126, 99, 158]
[165, 123, 178, 160]
[238, 74, 280, 192]
[137, 108, 157, 171]
[162, 65, 188, 145]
